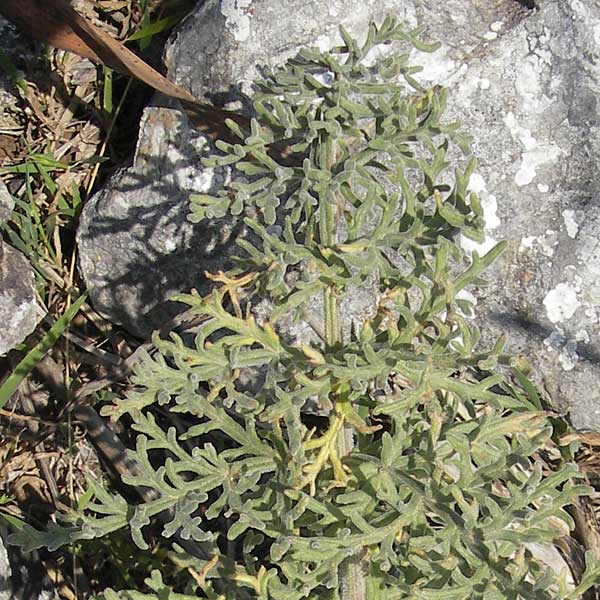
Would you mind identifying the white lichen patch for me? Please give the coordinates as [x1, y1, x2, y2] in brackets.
[459, 173, 500, 256]
[221, 0, 253, 42]
[517, 231, 557, 256]
[409, 45, 458, 84]
[558, 341, 579, 371]
[537, 183, 549, 193]
[467, 173, 500, 229]
[504, 112, 562, 186]
[504, 113, 537, 150]
[467, 173, 486, 194]
[174, 153, 215, 193]
[479, 77, 491, 90]
[456, 74, 482, 99]
[459, 233, 498, 257]
[515, 54, 553, 114]
[561, 209, 579, 238]
[519, 235, 537, 253]
[517, 148, 562, 187]
[543, 283, 581, 323]
[482, 194, 500, 229]
[539, 229, 559, 257]
[316, 33, 335, 52]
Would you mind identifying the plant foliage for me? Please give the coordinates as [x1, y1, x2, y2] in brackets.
[11, 16, 600, 600]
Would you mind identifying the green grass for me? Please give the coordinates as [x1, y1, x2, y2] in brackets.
[0, 293, 87, 409]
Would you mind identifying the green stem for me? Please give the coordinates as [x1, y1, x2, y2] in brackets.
[318, 133, 367, 598]
[324, 286, 340, 348]
[319, 192, 336, 247]
[339, 555, 367, 600]
[323, 288, 366, 600]
[337, 409, 366, 600]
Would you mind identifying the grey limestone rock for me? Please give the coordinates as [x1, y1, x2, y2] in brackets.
[77, 104, 240, 337]
[78, 0, 600, 429]
[0, 180, 40, 356]
[0, 180, 14, 226]
[0, 531, 10, 600]
[410, 0, 600, 431]
[0, 241, 40, 356]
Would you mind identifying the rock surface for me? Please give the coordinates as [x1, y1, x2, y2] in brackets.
[77, 105, 238, 337]
[0, 530, 10, 600]
[0, 179, 13, 225]
[0, 180, 40, 356]
[0, 242, 40, 356]
[421, 0, 600, 430]
[78, 0, 600, 429]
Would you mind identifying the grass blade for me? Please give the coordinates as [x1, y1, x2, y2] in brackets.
[0, 293, 88, 409]
[127, 14, 184, 42]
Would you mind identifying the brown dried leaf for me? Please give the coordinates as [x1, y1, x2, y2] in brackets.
[1, 0, 198, 102]
[0, 0, 249, 139]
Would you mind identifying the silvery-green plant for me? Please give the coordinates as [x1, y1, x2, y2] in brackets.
[11, 16, 600, 599]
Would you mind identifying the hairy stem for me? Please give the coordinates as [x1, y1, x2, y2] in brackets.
[324, 286, 340, 348]
[339, 553, 367, 600]
[324, 288, 366, 599]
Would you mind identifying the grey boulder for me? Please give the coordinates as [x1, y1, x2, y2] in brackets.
[77, 105, 238, 338]
[77, 0, 600, 429]
[416, 0, 600, 430]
